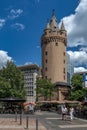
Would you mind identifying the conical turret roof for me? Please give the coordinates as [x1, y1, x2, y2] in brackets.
[60, 21, 66, 31]
[46, 22, 50, 29]
[45, 19, 50, 29]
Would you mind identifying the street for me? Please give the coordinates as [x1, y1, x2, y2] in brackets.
[0, 111, 87, 130]
[35, 111, 87, 130]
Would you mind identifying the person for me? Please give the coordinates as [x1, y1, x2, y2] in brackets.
[61, 105, 67, 120]
[29, 104, 34, 114]
[69, 107, 74, 121]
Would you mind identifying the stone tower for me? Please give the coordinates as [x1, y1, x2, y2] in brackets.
[41, 10, 67, 84]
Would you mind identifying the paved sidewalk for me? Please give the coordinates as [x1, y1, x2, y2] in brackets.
[0, 112, 87, 130]
[0, 115, 47, 130]
[0, 118, 24, 130]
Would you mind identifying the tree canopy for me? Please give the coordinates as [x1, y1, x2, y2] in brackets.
[36, 78, 55, 101]
[71, 74, 83, 90]
[0, 61, 25, 98]
[70, 74, 87, 101]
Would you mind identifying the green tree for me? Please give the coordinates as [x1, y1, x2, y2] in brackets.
[70, 74, 87, 101]
[0, 61, 25, 98]
[36, 78, 55, 101]
[70, 90, 85, 101]
[71, 74, 83, 91]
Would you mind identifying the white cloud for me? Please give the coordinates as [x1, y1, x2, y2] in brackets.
[0, 50, 12, 69]
[24, 62, 33, 65]
[24, 62, 39, 66]
[67, 50, 87, 67]
[74, 67, 87, 73]
[0, 19, 5, 29]
[11, 23, 25, 31]
[8, 9, 23, 19]
[64, 0, 87, 73]
[80, 46, 87, 52]
[61, 0, 87, 47]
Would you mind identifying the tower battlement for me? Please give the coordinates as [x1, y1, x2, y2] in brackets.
[41, 10, 67, 47]
[41, 34, 67, 47]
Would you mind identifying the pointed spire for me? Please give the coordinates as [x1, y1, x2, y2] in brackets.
[52, 9, 55, 17]
[50, 9, 59, 31]
[60, 21, 65, 31]
[51, 9, 57, 20]
[46, 19, 50, 29]
[46, 22, 50, 29]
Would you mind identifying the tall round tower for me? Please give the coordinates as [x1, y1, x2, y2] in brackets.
[41, 10, 67, 84]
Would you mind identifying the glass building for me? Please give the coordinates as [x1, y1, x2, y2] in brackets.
[66, 53, 74, 85]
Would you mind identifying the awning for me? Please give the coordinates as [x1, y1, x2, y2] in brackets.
[0, 98, 26, 102]
[23, 102, 36, 106]
[37, 100, 79, 104]
[37, 100, 65, 104]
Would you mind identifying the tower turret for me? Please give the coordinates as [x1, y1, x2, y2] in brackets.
[46, 19, 50, 29]
[60, 21, 66, 31]
[41, 10, 71, 101]
[43, 19, 51, 36]
[41, 10, 67, 83]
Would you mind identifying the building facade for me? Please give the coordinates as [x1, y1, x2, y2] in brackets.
[66, 53, 74, 85]
[41, 10, 70, 101]
[18, 64, 40, 102]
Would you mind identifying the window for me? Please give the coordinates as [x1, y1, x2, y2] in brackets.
[45, 59, 48, 63]
[45, 51, 48, 55]
[45, 67, 47, 71]
[63, 52, 65, 56]
[45, 76, 47, 79]
[45, 32, 47, 35]
[64, 75, 65, 80]
[63, 60, 65, 64]
[63, 68, 65, 73]
[55, 43, 58, 46]
[60, 32, 63, 35]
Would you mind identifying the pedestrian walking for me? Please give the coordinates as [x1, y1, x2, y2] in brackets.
[29, 103, 34, 114]
[70, 106, 74, 121]
[61, 105, 67, 120]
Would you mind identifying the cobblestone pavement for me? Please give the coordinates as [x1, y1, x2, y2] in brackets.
[36, 111, 87, 130]
[0, 114, 47, 130]
[0, 112, 87, 130]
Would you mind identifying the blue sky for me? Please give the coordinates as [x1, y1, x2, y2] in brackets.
[0, 0, 87, 73]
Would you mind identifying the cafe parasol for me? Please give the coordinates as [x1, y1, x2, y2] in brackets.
[23, 102, 36, 106]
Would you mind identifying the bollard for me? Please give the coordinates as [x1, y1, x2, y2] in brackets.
[20, 114, 22, 125]
[15, 111, 17, 122]
[36, 119, 38, 130]
[26, 115, 29, 129]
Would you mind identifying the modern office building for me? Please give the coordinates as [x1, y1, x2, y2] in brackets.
[18, 64, 40, 102]
[41, 10, 70, 101]
[66, 53, 74, 85]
